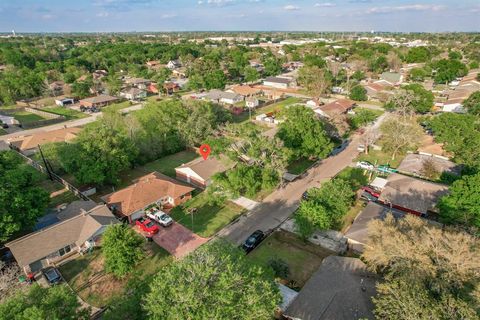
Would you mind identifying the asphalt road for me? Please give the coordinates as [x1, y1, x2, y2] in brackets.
[0, 103, 143, 142]
[218, 114, 387, 245]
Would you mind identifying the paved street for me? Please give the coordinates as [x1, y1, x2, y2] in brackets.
[218, 114, 387, 245]
[0, 104, 143, 142]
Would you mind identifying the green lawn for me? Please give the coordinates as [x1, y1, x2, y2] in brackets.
[103, 101, 132, 112]
[49, 190, 79, 208]
[170, 193, 244, 237]
[13, 111, 45, 124]
[59, 243, 172, 308]
[287, 158, 316, 175]
[0, 128, 6, 135]
[141, 150, 198, 177]
[355, 149, 405, 168]
[257, 97, 303, 114]
[340, 200, 366, 233]
[249, 231, 332, 289]
[42, 107, 88, 120]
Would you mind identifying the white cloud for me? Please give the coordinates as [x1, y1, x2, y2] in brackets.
[366, 4, 446, 14]
[284, 5, 300, 11]
[314, 2, 335, 7]
[96, 12, 110, 17]
[161, 13, 177, 19]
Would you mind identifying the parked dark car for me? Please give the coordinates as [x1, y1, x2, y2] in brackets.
[43, 267, 62, 285]
[360, 191, 378, 202]
[242, 230, 265, 253]
[1, 122, 8, 129]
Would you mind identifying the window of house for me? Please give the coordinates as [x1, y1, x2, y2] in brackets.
[59, 245, 71, 257]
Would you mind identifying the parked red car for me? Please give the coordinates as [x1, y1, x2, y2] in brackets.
[136, 217, 159, 234]
[361, 186, 380, 198]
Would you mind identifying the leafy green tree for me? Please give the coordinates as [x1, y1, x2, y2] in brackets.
[0, 285, 89, 320]
[60, 121, 138, 185]
[429, 113, 480, 169]
[408, 68, 428, 82]
[0, 151, 49, 243]
[405, 47, 431, 63]
[448, 51, 462, 60]
[103, 277, 149, 320]
[349, 85, 367, 101]
[203, 69, 226, 90]
[263, 58, 282, 76]
[71, 78, 93, 98]
[295, 179, 354, 238]
[439, 173, 480, 228]
[277, 106, 333, 159]
[298, 66, 331, 100]
[143, 240, 281, 320]
[403, 83, 434, 113]
[380, 116, 423, 160]
[463, 91, 480, 115]
[102, 224, 144, 278]
[349, 109, 379, 130]
[243, 66, 260, 82]
[432, 59, 468, 84]
[105, 75, 122, 95]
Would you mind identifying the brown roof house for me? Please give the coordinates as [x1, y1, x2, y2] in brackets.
[397, 153, 461, 180]
[314, 99, 356, 118]
[80, 95, 119, 108]
[6, 205, 118, 274]
[378, 173, 449, 217]
[284, 256, 377, 320]
[8, 127, 81, 155]
[102, 172, 194, 222]
[345, 202, 405, 253]
[227, 85, 262, 97]
[175, 156, 234, 189]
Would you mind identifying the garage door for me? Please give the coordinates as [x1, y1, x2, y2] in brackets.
[130, 210, 144, 221]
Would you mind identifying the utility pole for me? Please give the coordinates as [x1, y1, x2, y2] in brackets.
[38, 144, 54, 181]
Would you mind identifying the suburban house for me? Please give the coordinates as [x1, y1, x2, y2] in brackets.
[167, 60, 182, 70]
[6, 205, 118, 274]
[204, 90, 243, 105]
[80, 95, 119, 108]
[146, 60, 163, 70]
[8, 127, 81, 154]
[378, 173, 449, 217]
[172, 68, 187, 79]
[175, 156, 234, 188]
[101, 172, 194, 222]
[245, 96, 259, 108]
[124, 78, 151, 90]
[363, 82, 391, 100]
[163, 82, 181, 95]
[120, 87, 147, 101]
[397, 153, 461, 179]
[283, 256, 377, 320]
[263, 76, 295, 89]
[263, 89, 284, 100]
[345, 202, 405, 253]
[227, 85, 262, 97]
[314, 99, 356, 118]
[441, 99, 466, 113]
[376, 72, 403, 86]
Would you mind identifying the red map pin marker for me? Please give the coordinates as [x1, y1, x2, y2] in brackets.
[199, 144, 211, 160]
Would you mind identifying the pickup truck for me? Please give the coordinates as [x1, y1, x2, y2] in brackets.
[146, 211, 173, 227]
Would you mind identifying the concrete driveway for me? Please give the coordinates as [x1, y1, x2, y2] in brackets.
[152, 222, 209, 259]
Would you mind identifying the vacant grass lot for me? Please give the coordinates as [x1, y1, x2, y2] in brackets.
[13, 111, 45, 124]
[170, 193, 244, 237]
[249, 231, 332, 289]
[141, 150, 198, 178]
[103, 101, 132, 112]
[257, 97, 303, 114]
[355, 149, 405, 169]
[59, 243, 172, 308]
[42, 106, 88, 120]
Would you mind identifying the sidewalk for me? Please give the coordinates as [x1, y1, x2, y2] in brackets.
[232, 196, 260, 211]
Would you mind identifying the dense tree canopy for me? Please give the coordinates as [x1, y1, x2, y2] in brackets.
[0, 285, 89, 320]
[439, 173, 480, 228]
[143, 240, 281, 320]
[102, 224, 144, 278]
[295, 178, 354, 239]
[364, 214, 480, 320]
[349, 85, 367, 101]
[277, 106, 333, 159]
[463, 91, 480, 115]
[0, 151, 49, 243]
[432, 58, 468, 84]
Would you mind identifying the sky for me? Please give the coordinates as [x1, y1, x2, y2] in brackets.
[0, 0, 479, 33]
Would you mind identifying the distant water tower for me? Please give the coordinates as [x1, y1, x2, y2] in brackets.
[371, 30, 375, 34]
[12, 29, 16, 37]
